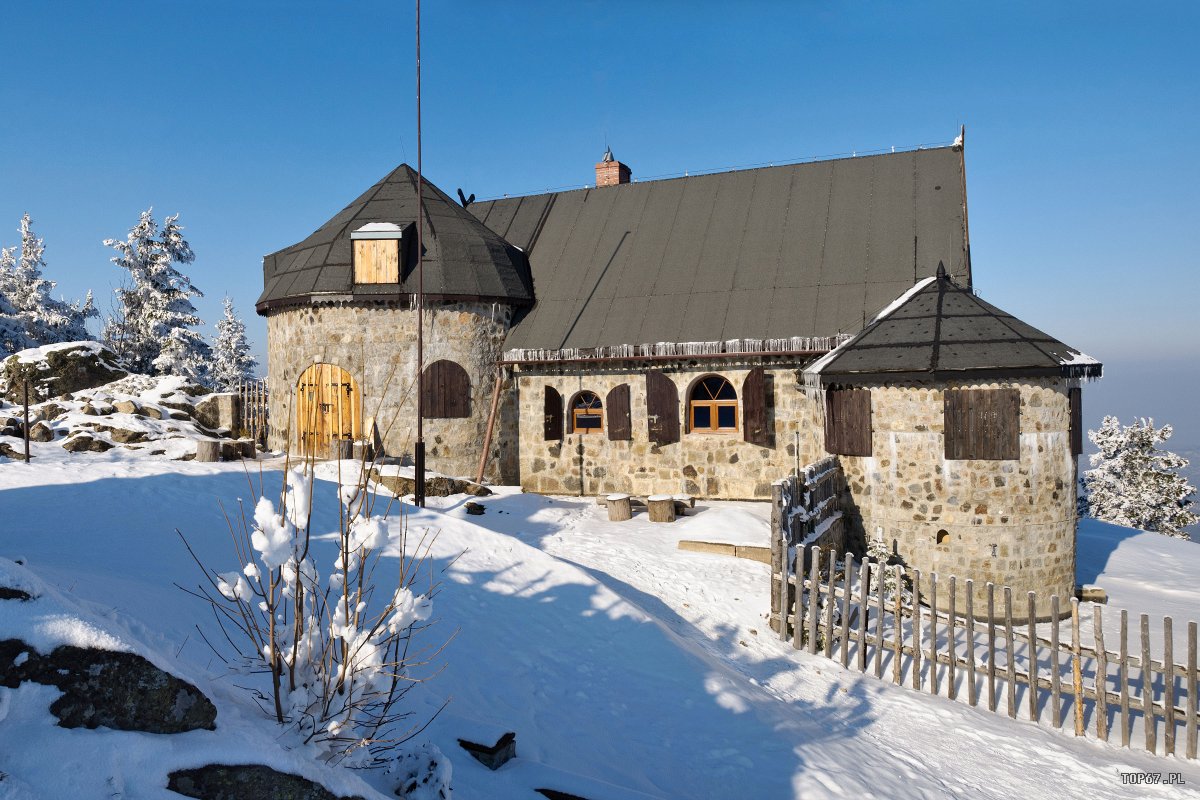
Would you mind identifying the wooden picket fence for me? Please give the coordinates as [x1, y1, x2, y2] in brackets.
[776, 545, 1199, 760]
[236, 378, 269, 445]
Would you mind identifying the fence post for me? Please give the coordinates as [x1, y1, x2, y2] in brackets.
[856, 560, 869, 672]
[948, 576, 957, 701]
[1094, 603, 1108, 741]
[1072, 599, 1085, 736]
[966, 579, 977, 707]
[1186, 620, 1197, 760]
[874, 559, 885, 679]
[1142, 613, 1155, 753]
[807, 546, 821, 655]
[823, 551, 837, 659]
[930, 573, 939, 696]
[1028, 592, 1039, 724]
[1051, 595, 1062, 729]
[1004, 587, 1017, 719]
[893, 565, 903, 686]
[1119, 608, 1130, 746]
[839, 553, 852, 668]
[1165, 616, 1175, 756]
[771, 482, 784, 638]
[792, 548, 804, 651]
[913, 569, 923, 691]
[987, 583, 997, 713]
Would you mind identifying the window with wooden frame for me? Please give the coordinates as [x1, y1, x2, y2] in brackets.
[570, 391, 604, 434]
[689, 375, 738, 433]
[944, 388, 1020, 460]
[824, 386, 872, 456]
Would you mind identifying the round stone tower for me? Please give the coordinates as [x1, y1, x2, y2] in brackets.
[806, 268, 1101, 621]
[255, 164, 533, 481]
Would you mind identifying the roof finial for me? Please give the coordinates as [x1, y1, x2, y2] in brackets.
[936, 261, 947, 279]
[602, 145, 614, 163]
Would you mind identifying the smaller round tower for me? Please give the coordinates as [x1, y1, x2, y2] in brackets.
[806, 267, 1102, 621]
[255, 165, 533, 481]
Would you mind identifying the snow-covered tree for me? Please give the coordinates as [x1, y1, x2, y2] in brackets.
[0, 213, 97, 353]
[1081, 416, 1198, 539]
[102, 209, 210, 382]
[209, 296, 258, 391]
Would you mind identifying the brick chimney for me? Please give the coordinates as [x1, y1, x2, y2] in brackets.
[594, 146, 631, 187]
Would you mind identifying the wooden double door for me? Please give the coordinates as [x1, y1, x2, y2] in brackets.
[296, 364, 362, 458]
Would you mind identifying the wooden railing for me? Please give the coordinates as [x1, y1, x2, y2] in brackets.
[769, 457, 845, 633]
[778, 545, 1199, 760]
[236, 378, 269, 445]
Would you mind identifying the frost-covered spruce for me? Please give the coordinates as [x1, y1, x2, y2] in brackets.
[101, 209, 210, 382]
[1081, 416, 1198, 539]
[209, 296, 258, 391]
[0, 213, 97, 353]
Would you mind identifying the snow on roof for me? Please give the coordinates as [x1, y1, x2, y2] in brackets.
[350, 222, 406, 240]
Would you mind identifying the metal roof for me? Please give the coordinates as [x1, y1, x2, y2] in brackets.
[471, 146, 971, 351]
[256, 164, 534, 313]
[806, 265, 1103, 384]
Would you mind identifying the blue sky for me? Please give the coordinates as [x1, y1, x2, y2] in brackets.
[1, 1, 1197, 444]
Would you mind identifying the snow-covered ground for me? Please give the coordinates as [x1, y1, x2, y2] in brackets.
[2, 449, 1199, 798]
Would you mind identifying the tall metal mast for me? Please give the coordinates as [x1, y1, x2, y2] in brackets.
[414, 0, 426, 508]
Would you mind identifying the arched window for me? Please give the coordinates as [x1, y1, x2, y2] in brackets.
[570, 391, 603, 434]
[689, 375, 737, 433]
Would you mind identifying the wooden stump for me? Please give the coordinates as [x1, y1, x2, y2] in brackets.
[673, 494, 694, 516]
[606, 493, 632, 522]
[647, 494, 676, 523]
[238, 439, 256, 459]
[195, 439, 220, 462]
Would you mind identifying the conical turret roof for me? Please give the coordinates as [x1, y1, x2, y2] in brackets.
[256, 164, 533, 312]
[806, 266, 1102, 383]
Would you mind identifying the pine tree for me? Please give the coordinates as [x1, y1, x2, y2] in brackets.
[102, 209, 210, 382]
[209, 296, 258, 391]
[0, 213, 97, 353]
[1081, 416, 1198, 539]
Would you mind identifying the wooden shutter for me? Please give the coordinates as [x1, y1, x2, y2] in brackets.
[422, 360, 470, 418]
[741, 367, 772, 446]
[353, 239, 400, 283]
[944, 388, 1019, 460]
[606, 384, 632, 441]
[824, 386, 872, 456]
[645, 370, 679, 445]
[1069, 387, 1082, 456]
[543, 385, 563, 440]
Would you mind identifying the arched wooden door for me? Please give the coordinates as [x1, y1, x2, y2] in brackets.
[295, 364, 362, 458]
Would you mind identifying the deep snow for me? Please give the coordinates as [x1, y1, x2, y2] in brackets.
[1, 448, 1199, 798]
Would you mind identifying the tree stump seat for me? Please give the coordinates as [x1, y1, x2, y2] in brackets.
[606, 493, 632, 522]
[194, 439, 221, 462]
[647, 494, 676, 523]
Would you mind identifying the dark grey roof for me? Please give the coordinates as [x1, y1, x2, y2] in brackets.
[471, 146, 970, 351]
[256, 165, 534, 313]
[806, 265, 1102, 383]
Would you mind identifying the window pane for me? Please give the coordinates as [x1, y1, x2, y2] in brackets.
[714, 380, 736, 400]
[693, 405, 711, 429]
[576, 412, 602, 429]
[717, 405, 736, 428]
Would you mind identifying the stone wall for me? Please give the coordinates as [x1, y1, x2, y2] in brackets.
[515, 361, 825, 499]
[836, 378, 1079, 621]
[265, 302, 518, 482]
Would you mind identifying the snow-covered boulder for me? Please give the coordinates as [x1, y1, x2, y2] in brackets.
[0, 640, 217, 733]
[166, 764, 366, 800]
[0, 341, 126, 402]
